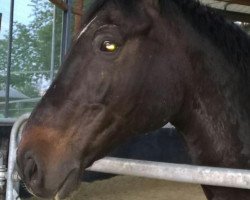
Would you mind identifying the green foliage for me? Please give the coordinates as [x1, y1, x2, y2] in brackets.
[0, 1, 62, 96]
[0, 0, 63, 117]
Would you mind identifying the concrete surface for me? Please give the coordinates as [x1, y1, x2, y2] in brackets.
[25, 175, 207, 200]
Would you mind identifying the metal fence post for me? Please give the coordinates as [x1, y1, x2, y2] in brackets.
[6, 113, 30, 200]
[60, 0, 73, 63]
[4, 0, 15, 118]
[50, 5, 57, 83]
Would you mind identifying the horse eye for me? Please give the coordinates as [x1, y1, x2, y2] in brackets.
[100, 41, 118, 52]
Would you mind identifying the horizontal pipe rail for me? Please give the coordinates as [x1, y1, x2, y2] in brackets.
[87, 157, 250, 189]
[2, 157, 250, 190]
[0, 98, 41, 105]
[0, 118, 16, 126]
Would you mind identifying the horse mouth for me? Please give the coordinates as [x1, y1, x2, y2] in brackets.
[54, 169, 80, 200]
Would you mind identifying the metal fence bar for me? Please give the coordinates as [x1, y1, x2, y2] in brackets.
[87, 157, 250, 189]
[0, 118, 16, 126]
[60, 1, 67, 63]
[6, 113, 30, 200]
[60, 0, 73, 63]
[0, 13, 2, 31]
[0, 98, 41, 105]
[65, 0, 73, 55]
[4, 0, 15, 118]
[50, 5, 57, 83]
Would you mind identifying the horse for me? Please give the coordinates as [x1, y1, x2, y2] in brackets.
[16, 0, 250, 199]
[18, 127, 190, 198]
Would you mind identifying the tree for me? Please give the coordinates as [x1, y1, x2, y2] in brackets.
[0, 0, 63, 95]
[0, 0, 62, 117]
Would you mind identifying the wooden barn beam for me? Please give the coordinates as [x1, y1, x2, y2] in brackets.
[49, 0, 67, 11]
[49, 0, 82, 16]
[74, 0, 84, 35]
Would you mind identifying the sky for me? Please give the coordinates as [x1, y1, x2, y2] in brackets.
[0, 0, 34, 38]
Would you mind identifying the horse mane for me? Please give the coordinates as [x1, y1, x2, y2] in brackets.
[85, 0, 250, 78]
[84, 0, 135, 22]
[162, 0, 250, 78]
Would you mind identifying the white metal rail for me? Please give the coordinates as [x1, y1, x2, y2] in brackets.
[88, 157, 250, 189]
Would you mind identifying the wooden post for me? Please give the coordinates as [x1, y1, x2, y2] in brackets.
[74, 0, 84, 36]
[49, 0, 82, 15]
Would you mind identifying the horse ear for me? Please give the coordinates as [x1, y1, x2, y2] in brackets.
[140, 0, 161, 20]
[143, 0, 160, 10]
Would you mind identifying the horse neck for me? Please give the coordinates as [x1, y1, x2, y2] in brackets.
[168, 15, 250, 169]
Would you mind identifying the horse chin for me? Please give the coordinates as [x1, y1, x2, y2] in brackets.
[54, 168, 81, 200]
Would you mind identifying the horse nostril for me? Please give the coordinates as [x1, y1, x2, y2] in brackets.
[24, 156, 40, 185]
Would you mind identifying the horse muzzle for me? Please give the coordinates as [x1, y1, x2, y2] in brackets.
[16, 146, 81, 199]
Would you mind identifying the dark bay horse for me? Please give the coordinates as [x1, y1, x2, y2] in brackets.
[16, 0, 250, 199]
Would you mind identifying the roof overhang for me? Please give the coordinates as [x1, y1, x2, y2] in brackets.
[200, 0, 250, 23]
